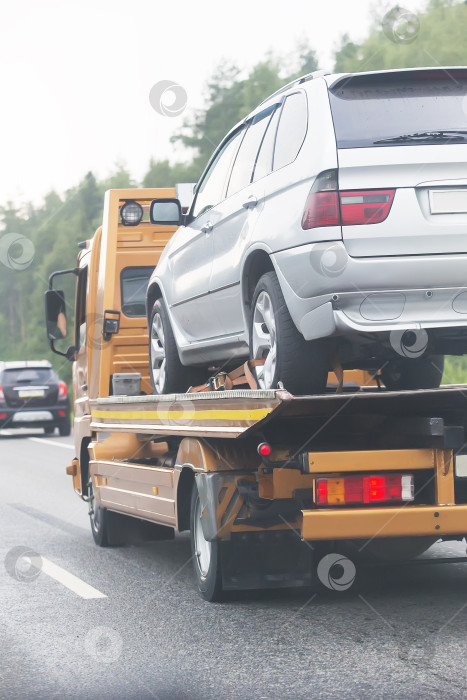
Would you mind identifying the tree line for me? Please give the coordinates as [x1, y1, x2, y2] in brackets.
[1, 0, 466, 387]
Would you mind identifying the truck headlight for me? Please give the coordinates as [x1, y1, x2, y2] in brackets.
[120, 201, 143, 226]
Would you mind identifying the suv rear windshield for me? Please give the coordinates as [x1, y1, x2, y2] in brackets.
[2, 368, 55, 384]
[328, 71, 467, 148]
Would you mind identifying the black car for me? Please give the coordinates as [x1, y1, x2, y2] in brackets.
[0, 361, 71, 436]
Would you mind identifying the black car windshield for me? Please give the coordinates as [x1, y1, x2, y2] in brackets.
[328, 70, 467, 148]
[2, 368, 55, 384]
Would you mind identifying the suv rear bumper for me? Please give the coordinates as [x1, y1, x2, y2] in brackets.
[0, 403, 70, 430]
[299, 289, 467, 342]
[272, 243, 467, 341]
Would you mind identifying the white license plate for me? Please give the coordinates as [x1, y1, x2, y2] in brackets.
[12, 411, 53, 422]
[18, 389, 45, 398]
[429, 189, 467, 214]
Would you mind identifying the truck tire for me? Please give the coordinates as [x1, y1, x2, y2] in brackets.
[88, 477, 125, 547]
[249, 272, 328, 394]
[149, 298, 204, 394]
[190, 483, 223, 602]
[381, 355, 444, 391]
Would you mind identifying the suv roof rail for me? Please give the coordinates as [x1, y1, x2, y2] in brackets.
[259, 69, 331, 105]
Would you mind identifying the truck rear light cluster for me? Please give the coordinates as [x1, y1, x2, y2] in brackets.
[315, 473, 414, 506]
[301, 170, 395, 229]
[58, 381, 67, 399]
[0, 413, 6, 420]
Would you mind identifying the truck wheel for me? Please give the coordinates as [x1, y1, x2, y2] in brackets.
[149, 298, 204, 394]
[381, 355, 444, 391]
[190, 483, 223, 601]
[88, 477, 124, 547]
[250, 271, 328, 394]
[59, 417, 71, 436]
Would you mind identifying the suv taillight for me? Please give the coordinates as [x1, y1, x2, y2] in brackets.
[316, 473, 414, 506]
[301, 170, 340, 229]
[58, 381, 67, 399]
[0, 386, 4, 401]
[340, 189, 395, 225]
[302, 170, 395, 229]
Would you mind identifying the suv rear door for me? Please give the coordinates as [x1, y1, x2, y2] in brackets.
[328, 69, 467, 257]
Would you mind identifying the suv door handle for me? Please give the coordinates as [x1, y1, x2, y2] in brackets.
[201, 222, 213, 234]
[242, 195, 258, 209]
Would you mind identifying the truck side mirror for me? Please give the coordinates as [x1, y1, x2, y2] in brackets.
[45, 289, 67, 340]
[45, 265, 79, 361]
[150, 198, 183, 226]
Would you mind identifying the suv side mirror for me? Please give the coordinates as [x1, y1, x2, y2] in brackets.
[150, 198, 183, 226]
[45, 289, 67, 340]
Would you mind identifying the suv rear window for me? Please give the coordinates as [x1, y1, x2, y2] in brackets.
[329, 71, 467, 148]
[3, 368, 55, 384]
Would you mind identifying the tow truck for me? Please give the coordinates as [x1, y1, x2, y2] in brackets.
[45, 187, 467, 601]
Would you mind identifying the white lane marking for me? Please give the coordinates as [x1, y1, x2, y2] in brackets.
[37, 557, 107, 599]
[28, 437, 74, 450]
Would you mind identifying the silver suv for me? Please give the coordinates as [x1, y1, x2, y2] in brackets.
[147, 67, 467, 394]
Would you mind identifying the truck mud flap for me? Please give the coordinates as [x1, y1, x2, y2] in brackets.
[220, 531, 312, 591]
[196, 471, 248, 542]
[196, 472, 300, 542]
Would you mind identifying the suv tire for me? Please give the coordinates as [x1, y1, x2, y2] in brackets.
[149, 298, 204, 394]
[249, 272, 328, 394]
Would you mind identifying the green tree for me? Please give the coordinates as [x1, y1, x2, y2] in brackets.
[334, 0, 467, 73]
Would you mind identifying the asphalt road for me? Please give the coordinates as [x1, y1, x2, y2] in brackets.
[1, 429, 467, 700]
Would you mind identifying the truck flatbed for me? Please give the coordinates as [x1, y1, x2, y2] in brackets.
[90, 384, 467, 439]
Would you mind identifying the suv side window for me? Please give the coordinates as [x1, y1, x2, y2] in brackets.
[273, 92, 308, 171]
[227, 105, 275, 196]
[252, 106, 281, 182]
[191, 129, 244, 219]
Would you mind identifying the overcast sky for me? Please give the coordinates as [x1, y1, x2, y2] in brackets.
[1, 0, 427, 206]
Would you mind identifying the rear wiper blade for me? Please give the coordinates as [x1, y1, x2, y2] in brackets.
[374, 130, 467, 144]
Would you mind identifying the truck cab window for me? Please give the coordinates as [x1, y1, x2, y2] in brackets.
[121, 267, 154, 317]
